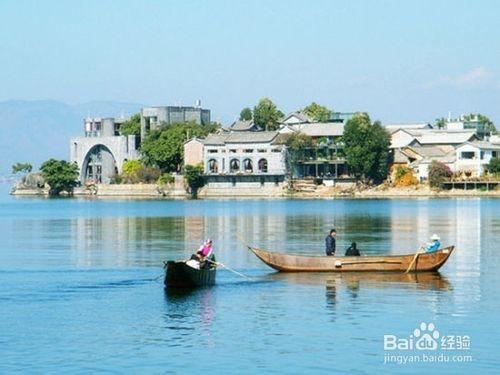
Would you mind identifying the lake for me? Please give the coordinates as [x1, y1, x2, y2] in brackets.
[0, 184, 498, 373]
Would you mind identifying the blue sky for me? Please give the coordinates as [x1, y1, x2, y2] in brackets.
[1, 0, 499, 124]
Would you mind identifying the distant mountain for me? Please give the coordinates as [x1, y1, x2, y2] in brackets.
[0, 100, 142, 175]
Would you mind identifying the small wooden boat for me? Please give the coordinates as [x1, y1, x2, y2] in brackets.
[249, 246, 454, 273]
[164, 260, 216, 288]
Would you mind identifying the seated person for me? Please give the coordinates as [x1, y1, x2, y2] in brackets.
[192, 239, 216, 269]
[345, 242, 360, 256]
[425, 234, 441, 253]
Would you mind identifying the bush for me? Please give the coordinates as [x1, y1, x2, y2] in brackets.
[428, 161, 452, 188]
[158, 173, 174, 185]
[40, 159, 79, 195]
[487, 157, 500, 175]
[136, 166, 161, 183]
[122, 160, 142, 176]
[394, 166, 417, 187]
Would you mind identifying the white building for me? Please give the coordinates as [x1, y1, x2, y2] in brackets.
[454, 141, 500, 177]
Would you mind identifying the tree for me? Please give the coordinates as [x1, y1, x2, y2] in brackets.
[463, 113, 496, 134]
[183, 164, 204, 198]
[303, 102, 331, 122]
[428, 161, 452, 188]
[253, 98, 284, 131]
[120, 113, 141, 136]
[239, 107, 253, 121]
[12, 162, 33, 174]
[435, 118, 446, 129]
[487, 157, 500, 175]
[140, 122, 219, 172]
[343, 113, 391, 183]
[40, 159, 79, 195]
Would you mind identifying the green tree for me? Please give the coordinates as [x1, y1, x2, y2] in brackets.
[12, 162, 33, 174]
[120, 113, 141, 136]
[303, 102, 331, 122]
[140, 122, 219, 172]
[183, 164, 204, 198]
[435, 117, 446, 129]
[253, 98, 284, 131]
[463, 113, 497, 134]
[428, 160, 452, 188]
[40, 159, 79, 195]
[487, 157, 500, 175]
[239, 107, 253, 121]
[343, 113, 391, 183]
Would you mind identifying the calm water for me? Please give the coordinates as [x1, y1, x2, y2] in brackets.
[1, 184, 498, 373]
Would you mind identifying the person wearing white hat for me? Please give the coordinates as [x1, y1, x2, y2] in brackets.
[425, 234, 441, 253]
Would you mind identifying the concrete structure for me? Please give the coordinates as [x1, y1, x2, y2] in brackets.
[389, 128, 477, 149]
[443, 114, 490, 139]
[71, 117, 139, 184]
[140, 104, 210, 138]
[454, 141, 500, 177]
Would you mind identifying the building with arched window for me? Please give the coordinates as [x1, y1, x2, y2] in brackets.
[71, 117, 140, 184]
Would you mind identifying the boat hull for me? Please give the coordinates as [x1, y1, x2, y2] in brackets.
[164, 261, 216, 288]
[250, 246, 454, 273]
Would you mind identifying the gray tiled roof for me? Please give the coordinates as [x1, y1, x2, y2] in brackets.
[282, 122, 344, 137]
[202, 131, 279, 145]
[230, 120, 256, 131]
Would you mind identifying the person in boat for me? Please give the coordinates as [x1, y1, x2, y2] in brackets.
[345, 242, 360, 256]
[193, 239, 216, 269]
[325, 229, 336, 256]
[425, 234, 441, 253]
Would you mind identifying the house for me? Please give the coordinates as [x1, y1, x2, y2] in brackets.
[281, 111, 312, 125]
[228, 120, 261, 132]
[389, 128, 477, 149]
[71, 117, 139, 184]
[454, 141, 500, 177]
[385, 122, 433, 133]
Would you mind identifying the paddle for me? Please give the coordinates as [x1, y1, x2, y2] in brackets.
[205, 259, 254, 281]
[405, 246, 425, 273]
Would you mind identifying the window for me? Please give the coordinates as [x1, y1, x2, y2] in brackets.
[258, 158, 268, 173]
[208, 159, 218, 173]
[480, 151, 485, 160]
[244, 149, 254, 153]
[460, 151, 475, 160]
[257, 149, 267, 153]
[272, 148, 281, 153]
[243, 158, 253, 173]
[230, 159, 240, 173]
[229, 149, 237, 153]
[208, 149, 218, 153]
[493, 151, 498, 158]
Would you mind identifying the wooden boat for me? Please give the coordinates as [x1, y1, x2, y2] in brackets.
[249, 246, 454, 273]
[164, 260, 216, 288]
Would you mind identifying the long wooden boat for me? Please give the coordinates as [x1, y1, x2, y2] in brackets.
[249, 246, 454, 273]
[164, 260, 216, 288]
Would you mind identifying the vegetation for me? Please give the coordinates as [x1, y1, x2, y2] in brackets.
[239, 107, 253, 121]
[303, 102, 331, 122]
[40, 159, 79, 195]
[253, 98, 284, 131]
[122, 160, 142, 176]
[183, 164, 204, 198]
[393, 166, 418, 187]
[119, 160, 161, 183]
[343, 113, 391, 183]
[140, 122, 219, 172]
[158, 173, 175, 185]
[120, 113, 141, 136]
[487, 157, 500, 175]
[428, 161, 452, 188]
[463, 113, 496, 134]
[12, 162, 33, 174]
[435, 118, 446, 129]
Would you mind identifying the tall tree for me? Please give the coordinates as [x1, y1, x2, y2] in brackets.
[343, 113, 391, 183]
[253, 98, 284, 131]
[303, 102, 332, 122]
[120, 113, 141, 136]
[463, 113, 496, 134]
[140, 122, 219, 172]
[435, 117, 446, 129]
[40, 159, 79, 195]
[239, 107, 253, 121]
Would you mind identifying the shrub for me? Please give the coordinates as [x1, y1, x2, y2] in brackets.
[428, 161, 452, 188]
[136, 166, 161, 183]
[40, 159, 79, 195]
[487, 157, 500, 175]
[122, 160, 142, 176]
[158, 173, 174, 185]
[394, 166, 417, 187]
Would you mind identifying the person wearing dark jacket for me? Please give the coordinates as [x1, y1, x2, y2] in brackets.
[325, 229, 337, 256]
[345, 242, 360, 256]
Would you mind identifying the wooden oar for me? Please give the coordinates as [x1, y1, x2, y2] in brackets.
[405, 247, 425, 273]
[206, 259, 254, 281]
